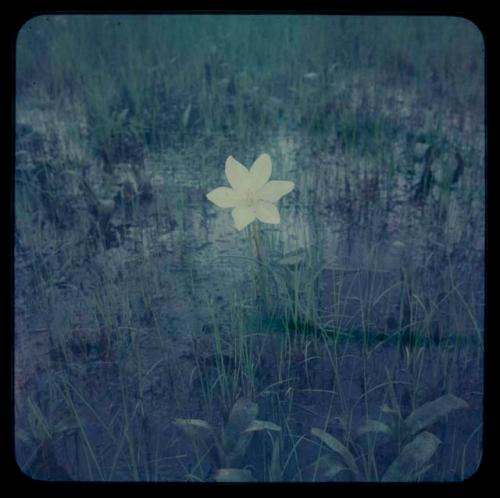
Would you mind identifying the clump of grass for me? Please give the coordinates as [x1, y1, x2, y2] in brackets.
[174, 398, 281, 481]
[309, 392, 468, 482]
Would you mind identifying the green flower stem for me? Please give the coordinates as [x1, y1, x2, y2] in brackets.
[251, 221, 268, 311]
[251, 220, 262, 263]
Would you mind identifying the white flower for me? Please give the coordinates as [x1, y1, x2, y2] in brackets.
[207, 154, 294, 231]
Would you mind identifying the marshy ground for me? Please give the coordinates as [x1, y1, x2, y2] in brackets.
[14, 15, 484, 482]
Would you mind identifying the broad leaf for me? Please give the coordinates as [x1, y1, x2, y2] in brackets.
[173, 418, 214, 443]
[223, 399, 258, 449]
[381, 403, 400, 416]
[225, 432, 253, 468]
[404, 394, 468, 438]
[324, 462, 349, 479]
[311, 428, 361, 480]
[381, 431, 440, 482]
[244, 419, 281, 433]
[413, 463, 433, 481]
[214, 468, 256, 482]
[313, 455, 348, 480]
[356, 420, 392, 438]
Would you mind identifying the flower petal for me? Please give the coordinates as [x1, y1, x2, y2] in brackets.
[257, 181, 295, 203]
[225, 156, 251, 192]
[256, 201, 280, 225]
[249, 153, 272, 191]
[206, 187, 242, 208]
[232, 206, 256, 231]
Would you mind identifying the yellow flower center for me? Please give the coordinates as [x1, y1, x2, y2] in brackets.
[243, 189, 258, 208]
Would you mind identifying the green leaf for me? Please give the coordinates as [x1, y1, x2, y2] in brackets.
[280, 255, 305, 267]
[381, 403, 399, 415]
[413, 463, 433, 481]
[244, 419, 281, 433]
[223, 399, 258, 449]
[279, 249, 307, 267]
[323, 462, 349, 479]
[214, 468, 256, 482]
[174, 418, 213, 430]
[269, 438, 281, 482]
[356, 420, 392, 438]
[381, 431, 440, 482]
[311, 428, 361, 480]
[314, 455, 348, 480]
[404, 394, 469, 438]
[225, 432, 253, 467]
[173, 418, 214, 443]
[182, 103, 192, 128]
[53, 418, 80, 434]
[218, 399, 260, 466]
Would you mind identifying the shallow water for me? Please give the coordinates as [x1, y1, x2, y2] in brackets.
[14, 122, 484, 481]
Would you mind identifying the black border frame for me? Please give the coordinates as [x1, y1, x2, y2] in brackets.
[3, 2, 493, 497]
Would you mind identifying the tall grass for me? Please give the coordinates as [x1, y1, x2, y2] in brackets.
[17, 16, 483, 154]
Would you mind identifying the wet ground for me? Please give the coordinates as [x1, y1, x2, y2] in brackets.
[14, 139, 484, 481]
